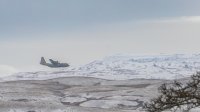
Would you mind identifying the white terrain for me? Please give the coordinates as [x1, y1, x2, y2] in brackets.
[1, 54, 200, 112]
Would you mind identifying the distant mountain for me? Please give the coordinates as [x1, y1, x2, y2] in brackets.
[3, 54, 200, 81]
[76, 54, 200, 80]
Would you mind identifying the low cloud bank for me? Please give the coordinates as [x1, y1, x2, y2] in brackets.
[0, 65, 19, 77]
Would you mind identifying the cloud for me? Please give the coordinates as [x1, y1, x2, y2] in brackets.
[147, 16, 200, 23]
[1, 16, 200, 70]
[180, 16, 200, 22]
[0, 65, 19, 77]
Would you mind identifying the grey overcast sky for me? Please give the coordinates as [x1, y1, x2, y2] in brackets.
[0, 0, 200, 73]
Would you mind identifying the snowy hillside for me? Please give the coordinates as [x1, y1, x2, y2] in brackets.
[77, 54, 200, 80]
[3, 54, 200, 81]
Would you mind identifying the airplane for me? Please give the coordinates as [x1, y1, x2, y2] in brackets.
[40, 57, 69, 68]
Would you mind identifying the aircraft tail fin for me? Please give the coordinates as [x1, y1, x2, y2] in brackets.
[40, 57, 47, 65]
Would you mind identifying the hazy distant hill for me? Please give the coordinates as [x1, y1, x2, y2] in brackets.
[77, 54, 200, 80]
[3, 54, 200, 81]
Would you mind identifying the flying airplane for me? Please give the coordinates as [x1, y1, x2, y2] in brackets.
[40, 57, 69, 68]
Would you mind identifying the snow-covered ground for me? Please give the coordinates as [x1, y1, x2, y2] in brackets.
[0, 76, 199, 112]
[2, 54, 200, 81]
[0, 77, 163, 112]
[1, 54, 200, 112]
[77, 54, 200, 80]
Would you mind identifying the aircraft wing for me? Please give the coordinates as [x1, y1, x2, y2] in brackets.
[49, 59, 59, 65]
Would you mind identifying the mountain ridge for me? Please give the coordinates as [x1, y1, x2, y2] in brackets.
[2, 54, 200, 81]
